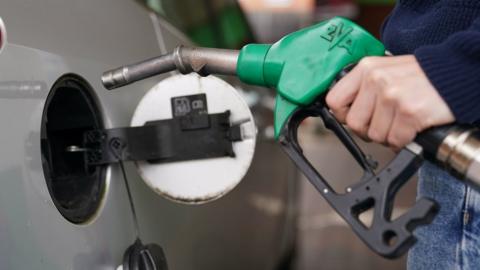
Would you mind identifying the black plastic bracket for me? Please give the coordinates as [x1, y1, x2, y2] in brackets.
[279, 100, 438, 258]
[83, 111, 242, 166]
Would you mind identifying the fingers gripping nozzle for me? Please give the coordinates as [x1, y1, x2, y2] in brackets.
[102, 46, 239, 90]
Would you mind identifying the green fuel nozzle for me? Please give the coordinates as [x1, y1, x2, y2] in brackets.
[236, 17, 385, 138]
[102, 16, 480, 259]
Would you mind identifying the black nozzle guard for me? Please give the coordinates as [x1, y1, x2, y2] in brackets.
[279, 100, 438, 258]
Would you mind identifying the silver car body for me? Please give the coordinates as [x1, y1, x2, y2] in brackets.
[0, 0, 297, 269]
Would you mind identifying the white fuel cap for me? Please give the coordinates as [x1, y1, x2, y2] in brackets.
[131, 74, 256, 204]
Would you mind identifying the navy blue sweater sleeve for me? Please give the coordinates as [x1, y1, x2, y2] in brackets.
[415, 17, 480, 124]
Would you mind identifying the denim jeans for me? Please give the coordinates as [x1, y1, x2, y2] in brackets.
[407, 162, 480, 270]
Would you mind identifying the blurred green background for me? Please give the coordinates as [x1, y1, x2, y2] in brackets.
[140, 0, 396, 49]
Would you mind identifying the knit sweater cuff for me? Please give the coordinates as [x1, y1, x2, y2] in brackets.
[415, 44, 480, 124]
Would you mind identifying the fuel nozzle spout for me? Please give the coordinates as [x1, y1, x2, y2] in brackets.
[101, 46, 240, 90]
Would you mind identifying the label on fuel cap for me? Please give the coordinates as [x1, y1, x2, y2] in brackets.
[171, 94, 208, 117]
[131, 74, 257, 204]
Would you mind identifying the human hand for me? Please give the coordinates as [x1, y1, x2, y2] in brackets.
[326, 55, 455, 149]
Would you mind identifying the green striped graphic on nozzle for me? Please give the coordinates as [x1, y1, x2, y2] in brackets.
[236, 17, 385, 139]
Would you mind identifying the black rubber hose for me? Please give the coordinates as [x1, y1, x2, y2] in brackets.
[415, 125, 455, 160]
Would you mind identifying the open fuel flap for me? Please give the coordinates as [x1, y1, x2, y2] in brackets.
[129, 74, 257, 203]
[86, 73, 256, 203]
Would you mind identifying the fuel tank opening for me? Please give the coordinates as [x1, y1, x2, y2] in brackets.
[41, 74, 106, 224]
